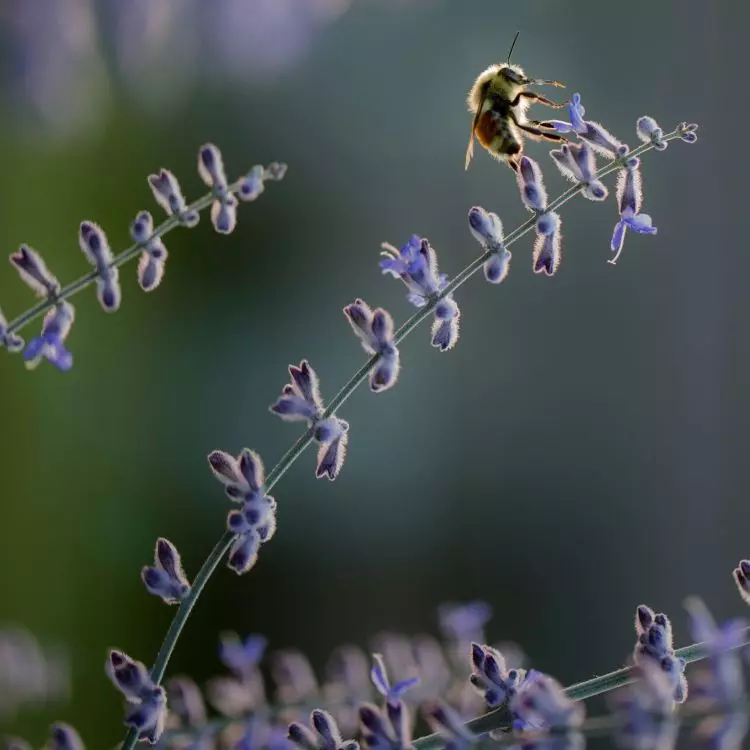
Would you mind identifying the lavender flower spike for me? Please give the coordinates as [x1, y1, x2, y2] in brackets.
[148, 168, 199, 227]
[131, 211, 168, 292]
[633, 605, 688, 703]
[10, 244, 60, 298]
[23, 301, 75, 371]
[79, 221, 121, 312]
[238, 162, 289, 202]
[270, 361, 350, 480]
[106, 649, 167, 744]
[49, 722, 85, 750]
[468, 207, 511, 284]
[344, 299, 401, 393]
[198, 143, 238, 234]
[141, 537, 191, 605]
[0, 306, 24, 352]
[610, 152, 657, 265]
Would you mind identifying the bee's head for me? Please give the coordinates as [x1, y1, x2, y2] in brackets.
[497, 64, 527, 86]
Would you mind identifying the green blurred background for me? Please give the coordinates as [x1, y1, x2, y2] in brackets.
[1, 0, 747, 745]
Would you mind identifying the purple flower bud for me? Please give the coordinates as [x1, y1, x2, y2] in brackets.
[678, 122, 698, 144]
[610, 160, 657, 265]
[289, 722, 319, 750]
[0, 307, 24, 352]
[239, 165, 266, 202]
[439, 601, 492, 643]
[533, 224, 562, 277]
[23, 302, 75, 371]
[10, 244, 60, 298]
[211, 197, 239, 234]
[148, 169, 199, 227]
[141, 537, 191, 605]
[265, 162, 288, 181]
[637, 116, 668, 150]
[471, 643, 526, 708]
[228, 531, 260, 574]
[49, 722, 85, 750]
[274, 650, 319, 704]
[516, 156, 548, 211]
[469, 207, 511, 285]
[733, 559, 750, 605]
[124, 685, 167, 744]
[431, 300, 460, 352]
[315, 421, 349, 481]
[107, 649, 152, 699]
[536, 211, 560, 237]
[79, 221, 121, 312]
[511, 670, 585, 731]
[198, 143, 228, 189]
[131, 211, 168, 292]
[220, 632, 268, 678]
[423, 701, 474, 750]
[380, 236, 449, 309]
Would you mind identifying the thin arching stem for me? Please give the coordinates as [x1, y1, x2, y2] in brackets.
[121, 129, 687, 750]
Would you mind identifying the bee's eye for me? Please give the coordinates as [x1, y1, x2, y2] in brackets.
[503, 68, 521, 82]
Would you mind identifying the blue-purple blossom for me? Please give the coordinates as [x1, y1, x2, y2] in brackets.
[470, 643, 526, 708]
[140, 537, 191, 605]
[610, 154, 657, 265]
[106, 649, 167, 744]
[207, 448, 277, 573]
[289, 709, 359, 750]
[423, 701, 474, 750]
[370, 653, 420, 707]
[270, 361, 349, 480]
[533, 212, 562, 277]
[358, 700, 413, 750]
[23, 301, 75, 371]
[633, 605, 688, 703]
[608, 662, 677, 750]
[0, 307, 24, 352]
[10, 244, 60, 298]
[468, 207, 512, 285]
[198, 143, 238, 234]
[510, 670, 585, 732]
[546, 93, 622, 157]
[636, 117, 668, 151]
[550, 143, 608, 201]
[684, 597, 746, 707]
[131, 211, 168, 292]
[439, 601, 492, 644]
[79, 221, 121, 312]
[344, 299, 401, 393]
[49, 722, 85, 750]
[220, 632, 268, 679]
[148, 168, 200, 227]
[733, 559, 750, 605]
[165, 676, 207, 727]
[516, 156, 548, 212]
[238, 162, 288, 202]
[380, 236, 461, 352]
[380, 236, 447, 308]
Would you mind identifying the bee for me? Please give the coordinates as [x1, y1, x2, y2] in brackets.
[465, 32, 567, 171]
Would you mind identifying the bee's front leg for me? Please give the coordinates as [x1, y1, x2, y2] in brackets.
[511, 91, 567, 109]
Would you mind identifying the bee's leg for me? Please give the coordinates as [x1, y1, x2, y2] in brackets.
[515, 122, 567, 143]
[511, 92, 566, 109]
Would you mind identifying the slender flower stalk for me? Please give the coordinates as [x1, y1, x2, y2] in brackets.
[119, 122, 695, 750]
[0, 160, 287, 351]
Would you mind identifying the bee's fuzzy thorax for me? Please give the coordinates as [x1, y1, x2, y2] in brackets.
[467, 64, 526, 112]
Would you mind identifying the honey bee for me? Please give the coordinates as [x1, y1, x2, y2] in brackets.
[465, 33, 568, 171]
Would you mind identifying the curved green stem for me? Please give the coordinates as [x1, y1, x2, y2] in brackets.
[121, 128, 687, 749]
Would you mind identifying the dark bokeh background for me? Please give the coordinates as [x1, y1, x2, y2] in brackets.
[1, 0, 748, 745]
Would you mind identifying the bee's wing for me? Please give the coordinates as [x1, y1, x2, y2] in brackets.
[465, 105, 485, 171]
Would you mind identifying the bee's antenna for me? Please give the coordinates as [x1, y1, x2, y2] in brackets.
[507, 31, 520, 64]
